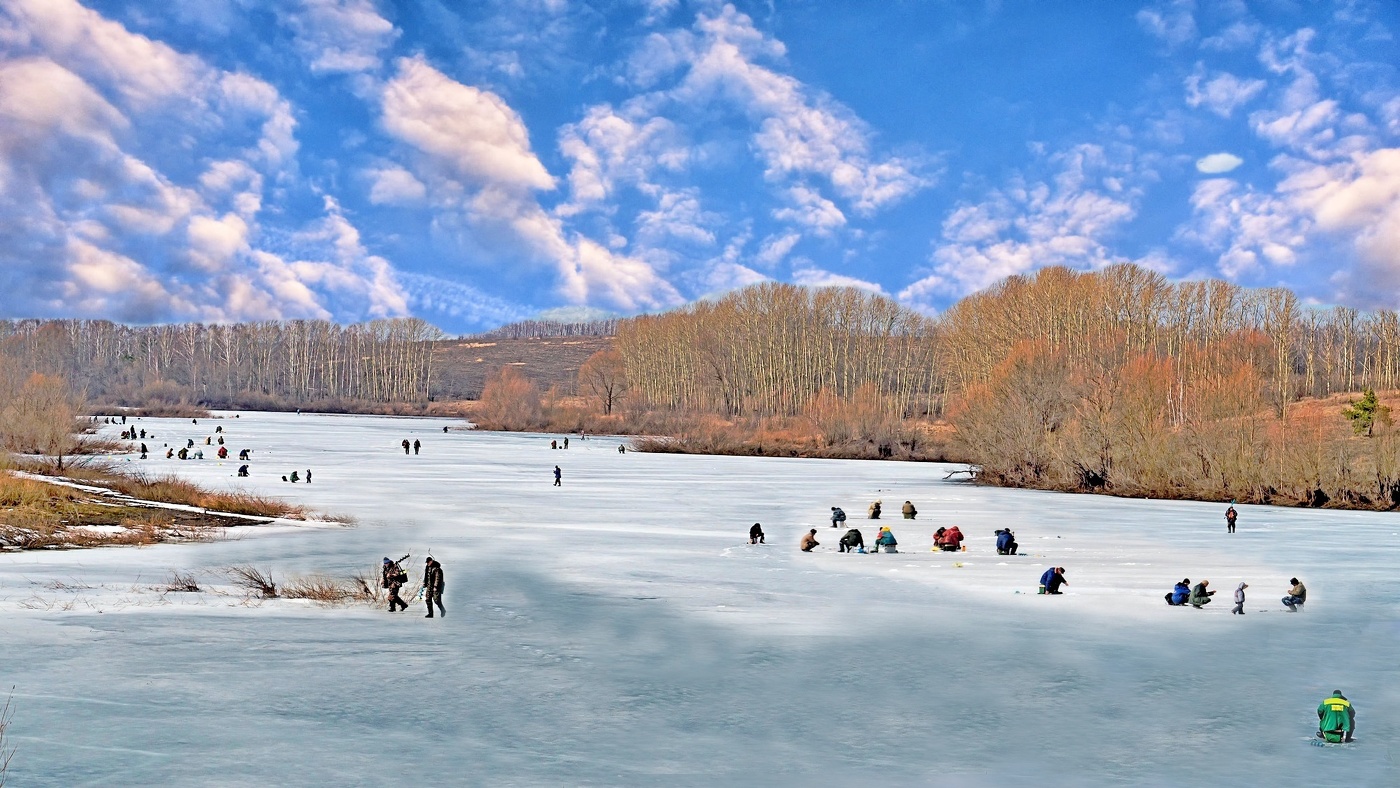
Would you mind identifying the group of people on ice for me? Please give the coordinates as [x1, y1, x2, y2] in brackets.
[380, 555, 446, 617]
[1165, 576, 1305, 613]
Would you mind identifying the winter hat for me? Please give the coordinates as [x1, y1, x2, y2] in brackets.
[1238, 582, 1248, 589]
[383, 558, 391, 564]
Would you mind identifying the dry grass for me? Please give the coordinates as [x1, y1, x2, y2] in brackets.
[112, 473, 304, 519]
[0, 687, 13, 787]
[227, 565, 277, 598]
[164, 570, 201, 593]
[282, 576, 356, 603]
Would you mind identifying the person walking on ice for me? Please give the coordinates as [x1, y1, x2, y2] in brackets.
[749, 523, 765, 544]
[413, 439, 421, 455]
[800, 529, 820, 552]
[1283, 577, 1307, 611]
[1231, 582, 1248, 614]
[402, 439, 410, 455]
[553, 465, 562, 486]
[1317, 690, 1355, 743]
[382, 557, 408, 612]
[423, 557, 445, 618]
[1225, 501, 1238, 533]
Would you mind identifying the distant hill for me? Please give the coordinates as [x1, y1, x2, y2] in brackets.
[429, 335, 612, 401]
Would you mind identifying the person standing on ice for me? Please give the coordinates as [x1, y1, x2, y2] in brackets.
[830, 507, 847, 528]
[839, 528, 865, 553]
[305, 469, 312, 484]
[423, 557, 445, 618]
[1225, 501, 1238, 533]
[1317, 691, 1355, 743]
[402, 439, 410, 454]
[800, 529, 820, 552]
[382, 558, 408, 613]
[553, 465, 562, 486]
[749, 523, 765, 544]
[1039, 567, 1067, 594]
[413, 439, 421, 455]
[140, 442, 148, 459]
[1230, 582, 1248, 614]
[1189, 579, 1215, 608]
[1282, 578, 1307, 611]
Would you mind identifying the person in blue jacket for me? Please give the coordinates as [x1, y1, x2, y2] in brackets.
[873, 526, 898, 553]
[995, 528, 1018, 555]
[1039, 566, 1068, 594]
[1164, 578, 1191, 605]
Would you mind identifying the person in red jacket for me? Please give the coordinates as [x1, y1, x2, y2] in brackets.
[939, 526, 965, 552]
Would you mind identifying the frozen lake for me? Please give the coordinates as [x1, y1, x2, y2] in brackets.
[1, 411, 1397, 786]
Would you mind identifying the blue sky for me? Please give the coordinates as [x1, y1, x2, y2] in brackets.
[0, 0, 1396, 333]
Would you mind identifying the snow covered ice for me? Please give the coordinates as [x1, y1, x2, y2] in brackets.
[1, 411, 1397, 786]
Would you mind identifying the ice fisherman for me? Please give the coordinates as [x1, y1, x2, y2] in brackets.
[839, 528, 865, 553]
[800, 529, 819, 552]
[995, 528, 1018, 555]
[874, 526, 898, 553]
[563, 437, 569, 449]
[1039, 567, 1068, 594]
[237, 464, 250, 477]
[749, 523, 765, 544]
[868, 500, 882, 519]
[1317, 691, 1355, 743]
[830, 506, 847, 528]
[1283, 578, 1307, 611]
[239, 448, 251, 460]
[1165, 579, 1191, 606]
[1225, 501, 1238, 533]
[553, 465, 562, 486]
[139, 442, 148, 459]
[382, 558, 409, 612]
[1189, 579, 1215, 608]
[217, 446, 228, 459]
[618, 444, 626, 454]
[402, 439, 410, 454]
[937, 525, 965, 552]
[423, 557, 445, 618]
[902, 501, 917, 520]
[289, 470, 300, 483]
[1230, 582, 1248, 614]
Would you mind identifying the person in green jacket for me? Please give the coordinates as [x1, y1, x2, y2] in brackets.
[1317, 690, 1355, 743]
[1188, 579, 1215, 608]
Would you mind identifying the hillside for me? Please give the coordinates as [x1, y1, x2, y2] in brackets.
[429, 336, 612, 401]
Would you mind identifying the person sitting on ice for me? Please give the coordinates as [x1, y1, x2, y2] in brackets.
[800, 529, 820, 552]
[1039, 566, 1068, 595]
[1317, 690, 1355, 743]
[995, 528, 1018, 555]
[238, 448, 251, 461]
[177, 447, 188, 460]
[237, 464, 250, 477]
[166, 448, 174, 459]
[902, 501, 917, 519]
[932, 527, 946, 547]
[1188, 579, 1214, 608]
[1282, 577, 1307, 612]
[748, 523, 765, 544]
[289, 470, 300, 483]
[830, 507, 847, 528]
[217, 445, 228, 459]
[874, 526, 898, 553]
[939, 525, 965, 552]
[867, 500, 882, 519]
[839, 528, 865, 553]
[193, 449, 204, 459]
[1165, 579, 1191, 605]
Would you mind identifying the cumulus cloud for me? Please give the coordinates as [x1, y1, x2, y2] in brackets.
[1184, 64, 1266, 118]
[791, 263, 886, 294]
[1136, 0, 1197, 48]
[900, 144, 1140, 309]
[1196, 152, 1244, 174]
[367, 165, 427, 205]
[285, 0, 398, 75]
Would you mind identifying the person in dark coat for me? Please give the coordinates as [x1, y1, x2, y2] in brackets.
[618, 444, 626, 454]
[563, 437, 569, 449]
[238, 448, 250, 460]
[382, 558, 408, 612]
[1225, 501, 1238, 533]
[1165, 579, 1190, 605]
[553, 465, 562, 486]
[402, 439, 410, 455]
[1039, 567, 1068, 594]
[1189, 580, 1215, 608]
[830, 507, 847, 528]
[995, 529, 1018, 555]
[749, 523, 765, 544]
[289, 471, 300, 483]
[839, 528, 865, 553]
[139, 442, 148, 459]
[237, 464, 249, 477]
[413, 439, 421, 455]
[423, 557, 445, 618]
[305, 469, 312, 484]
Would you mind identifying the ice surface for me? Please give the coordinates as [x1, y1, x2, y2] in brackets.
[1, 411, 1396, 786]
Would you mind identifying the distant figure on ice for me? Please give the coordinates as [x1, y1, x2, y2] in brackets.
[217, 446, 228, 459]
[402, 439, 411, 454]
[413, 439, 421, 455]
[140, 443, 148, 459]
[1225, 501, 1238, 533]
[902, 501, 917, 520]
[551, 440, 558, 449]
[800, 529, 820, 552]
[165, 448, 174, 459]
[1317, 691, 1355, 743]
[1189, 579, 1214, 608]
[187, 439, 195, 448]
[192, 418, 198, 424]
[423, 557, 445, 618]
[749, 523, 765, 544]
[995, 528, 1018, 555]
[215, 425, 222, 433]
[867, 500, 882, 519]
[238, 464, 249, 477]
[874, 526, 898, 553]
[177, 447, 188, 460]
[553, 465, 562, 486]
[839, 528, 865, 553]
[193, 449, 204, 460]
[382, 557, 408, 612]
[239, 449, 251, 460]
[217, 436, 224, 445]
[443, 426, 449, 433]
[1039, 567, 1067, 595]
[1283, 578, 1307, 612]
[937, 526, 965, 552]
[618, 444, 626, 454]
[205, 437, 212, 445]
[830, 507, 847, 528]
[563, 437, 569, 449]
[1165, 579, 1191, 606]
[1231, 582, 1248, 614]
[305, 469, 312, 484]
[121, 414, 126, 424]
[139, 429, 146, 439]
[289, 471, 300, 483]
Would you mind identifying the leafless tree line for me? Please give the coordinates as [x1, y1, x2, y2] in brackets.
[0, 318, 443, 407]
[476, 319, 619, 340]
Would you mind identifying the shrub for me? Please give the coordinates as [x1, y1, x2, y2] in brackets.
[227, 565, 277, 598]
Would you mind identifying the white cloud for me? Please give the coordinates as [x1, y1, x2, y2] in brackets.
[1136, 0, 1197, 47]
[1202, 20, 1261, 51]
[367, 165, 427, 205]
[1184, 64, 1266, 118]
[397, 271, 531, 327]
[772, 185, 846, 235]
[1179, 177, 1307, 277]
[755, 232, 801, 267]
[285, 0, 398, 75]
[1196, 152, 1244, 174]
[791, 263, 886, 294]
